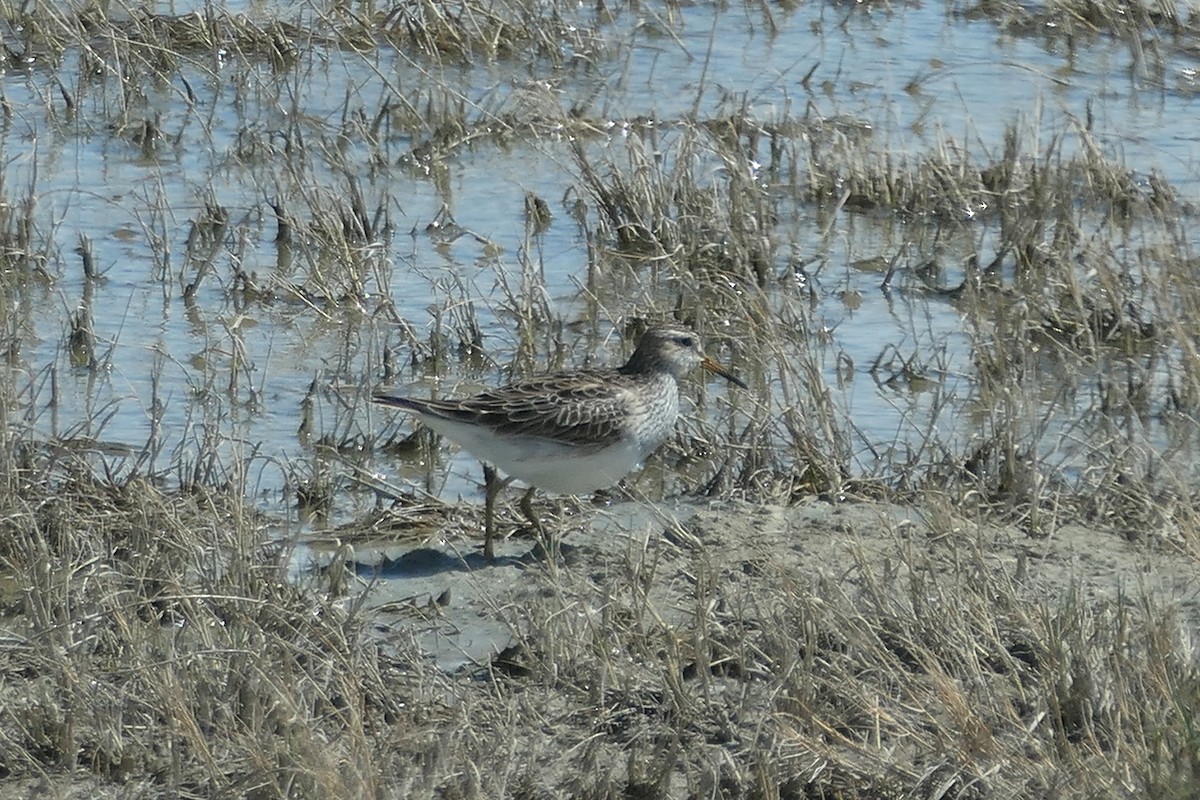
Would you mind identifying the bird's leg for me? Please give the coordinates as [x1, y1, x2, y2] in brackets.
[519, 487, 556, 561]
[482, 463, 501, 563]
[519, 487, 540, 531]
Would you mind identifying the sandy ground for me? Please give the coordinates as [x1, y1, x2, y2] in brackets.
[319, 495, 1200, 673]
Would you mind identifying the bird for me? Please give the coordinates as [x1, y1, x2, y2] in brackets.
[372, 323, 747, 562]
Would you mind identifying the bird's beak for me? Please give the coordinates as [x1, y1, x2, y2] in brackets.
[701, 356, 748, 390]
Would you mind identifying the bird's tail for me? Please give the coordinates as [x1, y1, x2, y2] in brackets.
[371, 391, 424, 412]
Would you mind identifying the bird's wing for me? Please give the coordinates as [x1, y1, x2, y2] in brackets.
[418, 371, 634, 449]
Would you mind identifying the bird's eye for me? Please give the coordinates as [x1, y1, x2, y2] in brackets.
[675, 335, 696, 349]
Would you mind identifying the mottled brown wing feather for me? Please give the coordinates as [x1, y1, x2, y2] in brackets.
[415, 370, 633, 449]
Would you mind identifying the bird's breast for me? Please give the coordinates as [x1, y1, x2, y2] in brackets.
[621, 374, 680, 458]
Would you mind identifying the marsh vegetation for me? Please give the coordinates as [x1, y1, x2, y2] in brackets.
[1, 0, 1199, 796]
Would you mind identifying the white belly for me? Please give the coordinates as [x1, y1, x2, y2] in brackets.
[420, 417, 661, 494]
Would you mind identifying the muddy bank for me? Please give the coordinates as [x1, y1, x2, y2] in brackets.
[349, 496, 1200, 676]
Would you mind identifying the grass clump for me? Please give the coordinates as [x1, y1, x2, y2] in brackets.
[558, 102, 1200, 543]
[0, 467, 423, 797]
[430, 503, 1200, 798]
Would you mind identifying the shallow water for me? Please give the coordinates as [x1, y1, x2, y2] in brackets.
[3, 0, 1197, 537]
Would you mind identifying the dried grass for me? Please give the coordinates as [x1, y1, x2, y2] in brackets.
[0, 0, 1198, 796]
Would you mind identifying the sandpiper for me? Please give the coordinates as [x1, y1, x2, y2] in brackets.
[373, 323, 747, 561]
